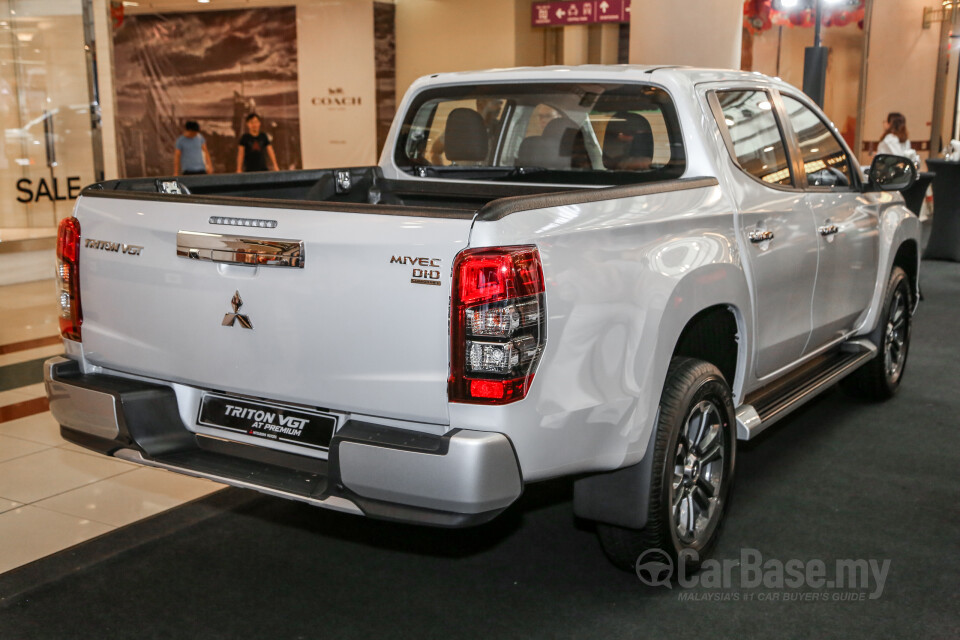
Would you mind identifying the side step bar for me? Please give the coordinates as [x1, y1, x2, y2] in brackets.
[735, 339, 877, 440]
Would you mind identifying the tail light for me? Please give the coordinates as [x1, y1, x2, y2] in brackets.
[56, 217, 82, 341]
[450, 246, 546, 404]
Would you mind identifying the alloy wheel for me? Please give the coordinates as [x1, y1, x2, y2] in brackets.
[884, 286, 908, 382]
[671, 400, 726, 547]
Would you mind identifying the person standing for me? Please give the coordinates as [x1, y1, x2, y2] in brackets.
[236, 113, 279, 173]
[174, 121, 212, 175]
[878, 112, 917, 162]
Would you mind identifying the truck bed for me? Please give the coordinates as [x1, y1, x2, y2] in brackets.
[88, 166, 578, 215]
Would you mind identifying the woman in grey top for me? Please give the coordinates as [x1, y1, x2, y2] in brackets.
[174, 121, 212, 175]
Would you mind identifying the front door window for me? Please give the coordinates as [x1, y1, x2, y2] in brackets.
[781, 95, 854, 189]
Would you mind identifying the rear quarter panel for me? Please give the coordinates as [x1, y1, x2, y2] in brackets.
[452, 183, 752, 481]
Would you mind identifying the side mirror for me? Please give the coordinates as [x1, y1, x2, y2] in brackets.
[868, 154, 917, 192]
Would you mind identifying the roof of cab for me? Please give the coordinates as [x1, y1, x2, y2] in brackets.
[413, 64, 798, 93]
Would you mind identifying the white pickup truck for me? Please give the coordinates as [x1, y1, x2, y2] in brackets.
[45, 66, 920, 570]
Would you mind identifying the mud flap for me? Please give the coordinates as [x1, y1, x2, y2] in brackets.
[572, 423, 658, 529]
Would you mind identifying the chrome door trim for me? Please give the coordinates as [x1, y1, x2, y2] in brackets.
[176, 231, 304, 268]
[818, 224, 839, 236]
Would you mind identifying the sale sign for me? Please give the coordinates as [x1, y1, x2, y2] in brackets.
[531, 0, 631, 27]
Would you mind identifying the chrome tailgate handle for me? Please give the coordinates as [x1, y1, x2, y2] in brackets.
[177, 231, 304, 268]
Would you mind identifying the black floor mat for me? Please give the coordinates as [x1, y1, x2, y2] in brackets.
[0, 357, 49, 392]
[2, 261, 959, 640]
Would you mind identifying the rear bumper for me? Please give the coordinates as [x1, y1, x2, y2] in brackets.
[44, 357, 523, 527]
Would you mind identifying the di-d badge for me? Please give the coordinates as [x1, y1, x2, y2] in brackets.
[222, 290, 253, 329]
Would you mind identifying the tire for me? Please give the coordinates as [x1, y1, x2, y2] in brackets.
[841, 266, 912, 401]
[597, 357, 736, 573]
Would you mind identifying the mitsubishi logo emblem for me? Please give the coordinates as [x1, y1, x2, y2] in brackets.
[222, 290, 253, 329]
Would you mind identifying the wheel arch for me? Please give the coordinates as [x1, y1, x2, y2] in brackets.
[891, 238, 919, 305]
[672, 304, 742, 395]
[857, 206, 921, 336]
[572, 263, 751, 527]
[649, 262, 752, 403]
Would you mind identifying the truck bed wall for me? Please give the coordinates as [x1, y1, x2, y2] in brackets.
[89, 167, 575, 214]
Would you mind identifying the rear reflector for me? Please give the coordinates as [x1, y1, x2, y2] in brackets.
[469, 377, 531, 402]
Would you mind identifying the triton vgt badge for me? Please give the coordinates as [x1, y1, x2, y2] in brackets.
[222, 290, 253, 329]
[84, 238, 143, 256]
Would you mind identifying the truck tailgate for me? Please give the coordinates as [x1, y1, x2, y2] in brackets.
[74, 194, 473, 424]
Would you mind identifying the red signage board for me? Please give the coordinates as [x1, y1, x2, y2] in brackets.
[531, 0, 631, 27]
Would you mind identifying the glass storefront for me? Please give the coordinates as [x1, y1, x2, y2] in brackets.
[0, 0, 98, 234]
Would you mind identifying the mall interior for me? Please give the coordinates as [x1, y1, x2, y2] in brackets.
[0, 0, 959, 636]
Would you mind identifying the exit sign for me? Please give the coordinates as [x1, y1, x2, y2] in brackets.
[531, 0, 631, 27]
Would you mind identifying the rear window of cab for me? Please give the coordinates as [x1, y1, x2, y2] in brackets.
[394, 82, 686, 186]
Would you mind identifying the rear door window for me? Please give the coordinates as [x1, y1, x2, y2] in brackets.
[714, 90, 794, 187]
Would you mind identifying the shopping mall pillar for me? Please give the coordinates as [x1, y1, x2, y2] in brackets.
[629, 0, 743, 69]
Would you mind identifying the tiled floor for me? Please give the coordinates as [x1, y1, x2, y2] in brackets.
[0, 280, 61, 346]
[0, 227, 57, 243]
[0, 278, 223, 575]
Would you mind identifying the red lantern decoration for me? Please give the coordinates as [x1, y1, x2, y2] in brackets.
[743, 0, 774, 34]
[109, 0, 124, 29]
[754, 0, 866, 31]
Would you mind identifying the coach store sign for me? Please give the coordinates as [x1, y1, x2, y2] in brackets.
[298, 2, 377, 168]
[311, 88, 364, 107]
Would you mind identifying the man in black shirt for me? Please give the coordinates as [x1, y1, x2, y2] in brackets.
[236, 113, 280, 172]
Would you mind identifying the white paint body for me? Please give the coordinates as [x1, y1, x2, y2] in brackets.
[68, 66, 920, 482]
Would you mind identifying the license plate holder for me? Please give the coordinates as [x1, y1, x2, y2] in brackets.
[197, 393, 335, 451]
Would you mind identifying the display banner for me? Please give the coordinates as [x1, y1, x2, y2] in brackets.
[112, 8, 301, 176]
[531, 0, 631, 27]
[297, 1, 378, 169]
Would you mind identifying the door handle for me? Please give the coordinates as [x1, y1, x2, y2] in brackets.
[818, 224, 839, 237]
[748, 230, 774, 243]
